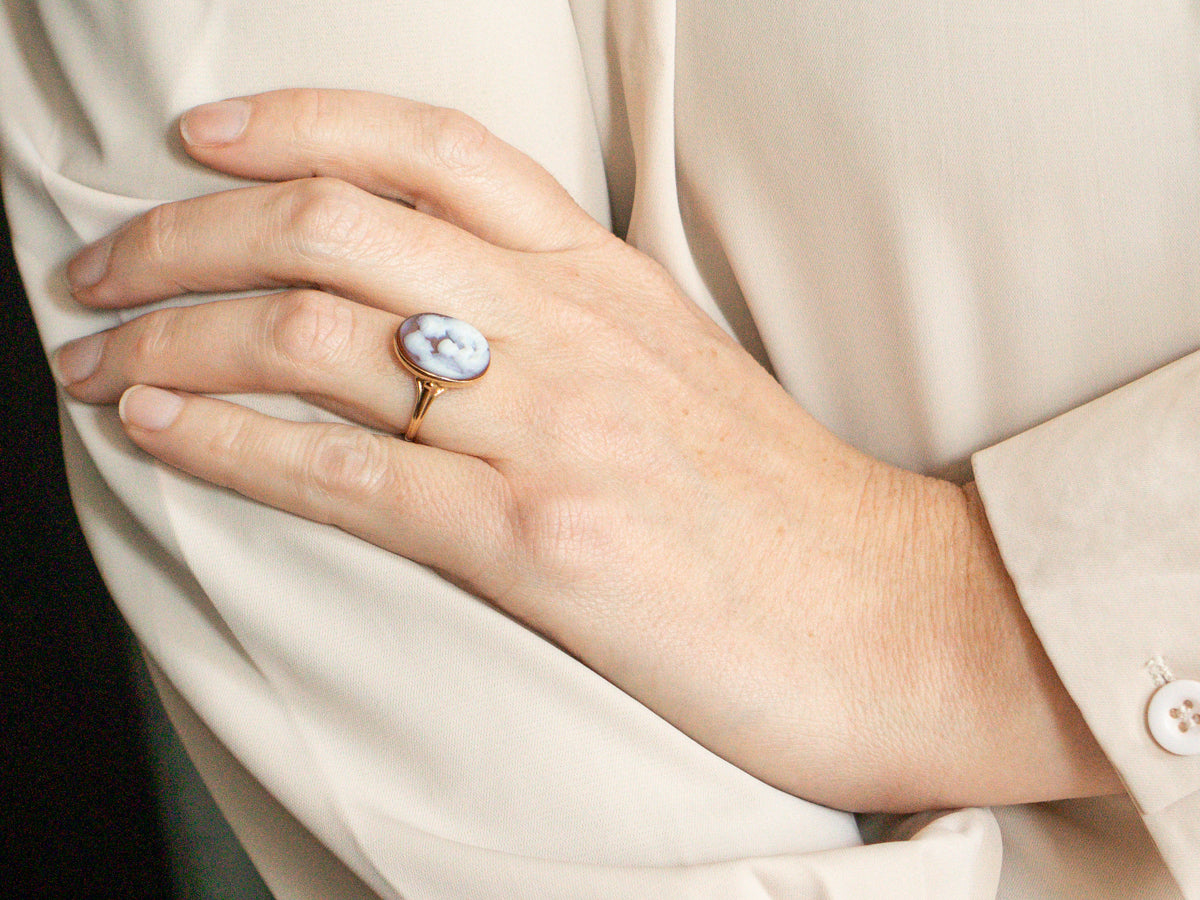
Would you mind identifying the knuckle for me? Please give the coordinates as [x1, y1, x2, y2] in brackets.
[140, 201, 184, 267]
[638, 256, 694, 316]
[201, 404, 263, 468]
[509, 488, 614, 579]
[419, 106, 491, 176]
[268, 291, 356, 370]
[537, 299, 630, 379]
[280, 176, 367, 262]
[552, 298, 614, 348]
[128, 309, 177, 369]
[305, 428, 394, 505]
[287, 87, 332, 145]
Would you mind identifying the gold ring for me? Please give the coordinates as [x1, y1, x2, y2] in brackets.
[393, 313, 490, 442]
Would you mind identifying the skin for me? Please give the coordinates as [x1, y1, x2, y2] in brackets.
[54, 89, 1119, 813]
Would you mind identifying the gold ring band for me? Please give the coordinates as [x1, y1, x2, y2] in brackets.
[403, 378, 446, 442]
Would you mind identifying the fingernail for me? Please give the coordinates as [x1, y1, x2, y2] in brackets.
[119, 385, 183, 431]
[67, 237, 112, 292]
[181, 99, 251, 146]
[52, 332, 106, 385]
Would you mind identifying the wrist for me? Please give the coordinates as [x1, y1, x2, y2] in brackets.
[942, 482, 1121, 807]
[841, 472, 1121, 812]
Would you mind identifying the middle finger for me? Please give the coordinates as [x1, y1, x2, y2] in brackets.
[67, 176, 515, 332]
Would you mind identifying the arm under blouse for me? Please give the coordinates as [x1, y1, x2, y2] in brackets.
[3, 0, 1198, 897]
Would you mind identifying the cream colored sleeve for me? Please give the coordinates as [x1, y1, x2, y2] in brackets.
[650, 1, 1200, 894]
[973, 355, 1200, 898]
[14, 1, 1188, 896]
[0, 3, 1005, 898]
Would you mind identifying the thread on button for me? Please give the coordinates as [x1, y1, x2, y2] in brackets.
[1170, 704, 1196, 732]
[1146, 655, 1175, 687]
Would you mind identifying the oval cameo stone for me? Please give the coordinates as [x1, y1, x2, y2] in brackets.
[396, 313, 490, 382]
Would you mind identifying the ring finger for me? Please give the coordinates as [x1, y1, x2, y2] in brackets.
[54, 289, 519, 457]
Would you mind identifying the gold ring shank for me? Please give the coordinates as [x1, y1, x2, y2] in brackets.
[403, 378, 447, 442]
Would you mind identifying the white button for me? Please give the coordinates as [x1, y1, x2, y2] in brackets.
[1148, 679, 1200, 755]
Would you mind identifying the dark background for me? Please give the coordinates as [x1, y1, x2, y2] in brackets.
[1, 197, 171, 896]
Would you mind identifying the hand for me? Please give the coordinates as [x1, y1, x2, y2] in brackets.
[54, 89, 1118, 812]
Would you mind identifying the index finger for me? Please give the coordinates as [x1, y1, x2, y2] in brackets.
[180, 89, 601, 253]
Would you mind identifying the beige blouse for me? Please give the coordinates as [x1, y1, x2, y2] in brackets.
[2, 1, 1197, 896]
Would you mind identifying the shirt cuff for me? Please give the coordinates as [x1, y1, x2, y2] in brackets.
[972, 350, 1200, 896]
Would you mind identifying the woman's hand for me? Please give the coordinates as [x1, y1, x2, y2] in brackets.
[54, 89, 1118, 812]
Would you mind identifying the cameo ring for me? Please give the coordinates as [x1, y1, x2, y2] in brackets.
[393, 313, 490, 442]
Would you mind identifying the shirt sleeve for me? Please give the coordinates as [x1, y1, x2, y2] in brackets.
[973, 349, 1200, 898]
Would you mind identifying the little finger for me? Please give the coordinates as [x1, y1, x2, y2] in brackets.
[118, 385, 511, 588]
